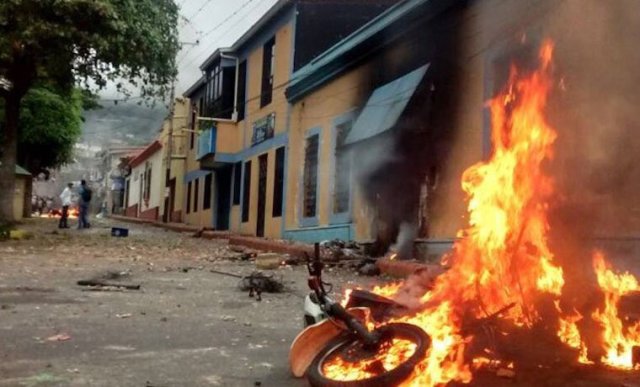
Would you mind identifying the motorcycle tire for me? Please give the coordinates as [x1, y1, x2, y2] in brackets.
[306, 323, 430, 387]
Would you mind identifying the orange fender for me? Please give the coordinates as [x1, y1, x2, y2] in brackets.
[289, 307, 370, 378]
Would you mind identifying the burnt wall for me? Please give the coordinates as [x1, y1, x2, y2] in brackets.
[353, 1, 468, 256]
[294, 0, 402, 71]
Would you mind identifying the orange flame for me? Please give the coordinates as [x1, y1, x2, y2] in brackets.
[592, 251, 640, 369]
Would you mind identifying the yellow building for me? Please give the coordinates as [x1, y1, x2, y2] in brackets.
[159, 98, 189, 223]
[182, 0, 402, 234]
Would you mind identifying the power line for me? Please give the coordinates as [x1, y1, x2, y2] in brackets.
[186, 0, 215, 21]
[200, 0, 256, 39]
[177, 0, 258, 67]
[179, 0, 268, 71]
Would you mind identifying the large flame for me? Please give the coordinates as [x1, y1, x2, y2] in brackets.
[322, 39, 639, 385]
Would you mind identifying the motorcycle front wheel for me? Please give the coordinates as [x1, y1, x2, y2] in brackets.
[306, 322, 430, 387]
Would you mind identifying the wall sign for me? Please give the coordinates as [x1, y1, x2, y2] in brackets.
[252, 113, 275, 146]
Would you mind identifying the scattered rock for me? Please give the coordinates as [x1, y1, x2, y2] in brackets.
[46, 333, 71, 342]
[230, 245, 246, 253]
[221, 315, 236, 322]
[116, 313, 132, 319]
[255, 253, 282, 270]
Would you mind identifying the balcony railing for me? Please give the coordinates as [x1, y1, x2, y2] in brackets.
[197, 126, 217, 160]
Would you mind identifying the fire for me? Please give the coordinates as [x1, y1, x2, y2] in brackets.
[592, 251, 640, 370]
[322, 338, 418, 381]
[37, 208, 79, 219]
[318, 38, 640, 385]
[555, 302, 592, 364]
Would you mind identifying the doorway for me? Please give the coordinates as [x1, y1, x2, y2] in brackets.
[216, 167, 232, 231]
[256, 153, 268, 237]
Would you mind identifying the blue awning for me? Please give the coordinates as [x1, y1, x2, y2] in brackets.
[344, 64, 429, 145]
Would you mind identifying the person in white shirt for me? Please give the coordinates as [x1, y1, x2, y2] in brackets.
[59, 183, 73, 229]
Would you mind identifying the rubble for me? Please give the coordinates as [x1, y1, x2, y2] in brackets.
[319, 239, 365, 262]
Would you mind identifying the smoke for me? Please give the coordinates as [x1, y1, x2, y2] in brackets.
[354, 6, 464, 257]
[546, 0, 640, 240]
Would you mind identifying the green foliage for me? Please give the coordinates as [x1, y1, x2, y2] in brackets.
[17, 87, 84, 172]
[0, 0, 180, 98]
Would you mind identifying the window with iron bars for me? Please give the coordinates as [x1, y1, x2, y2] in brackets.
[303, 134, 319, 218]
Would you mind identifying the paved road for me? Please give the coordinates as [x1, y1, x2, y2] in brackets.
[0, 218, 372, 387]
[1, 218, 639, 387]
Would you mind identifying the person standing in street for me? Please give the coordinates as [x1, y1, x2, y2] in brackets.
[58, 183, 73, 229]
[78, 180, 92, 229]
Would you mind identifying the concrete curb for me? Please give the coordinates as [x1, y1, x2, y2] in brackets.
[110, 215, 438, 278]
[228, 235, 314, 258]
[109, 215, 312, 257]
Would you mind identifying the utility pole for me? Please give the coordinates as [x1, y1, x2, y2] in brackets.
[163, 79, 176, 223]
[163, 40, 199, 223]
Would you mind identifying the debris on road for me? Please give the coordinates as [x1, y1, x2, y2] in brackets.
[111, 227, 129, 237]
[319, 239, 365, 262]
[209, 268, 285, 301]
[46, 333, 71, 342]
[77, 280, 141, 290]
[116, 313, 133, 319]
[255, 253, 282, 270]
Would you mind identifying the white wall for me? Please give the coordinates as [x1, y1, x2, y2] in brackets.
[126, 150, 164, 213]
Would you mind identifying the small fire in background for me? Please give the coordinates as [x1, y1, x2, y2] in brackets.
[35, 208, 79, 219]
[324, 38, 640, 385]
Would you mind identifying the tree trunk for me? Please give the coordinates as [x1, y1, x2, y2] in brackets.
[0, 95, 20, 222]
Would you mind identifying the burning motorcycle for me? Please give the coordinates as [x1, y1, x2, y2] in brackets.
[290, 244, 431, 386]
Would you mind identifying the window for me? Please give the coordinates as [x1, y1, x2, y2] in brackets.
[233, 161, 242, 205]
[334, 120, 353, 214]
[303, 134, 319, 218]
[237, 60, 247, 121]
[211, 65, 222, 100]
[260, 37, 275, 107]
[186, 181, 192, 214]
[216, 66, 223, 98]
[241, 160, 252, 222]
[272, 147, 285, 217]
[204, 173, 212, 210]
[124, 180, 130, 208]
[194, 178, 200, 213]
[143, 165, 152, 202]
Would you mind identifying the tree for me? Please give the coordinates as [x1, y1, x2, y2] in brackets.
[17, 87, 85, 174]
[0, 0, 180, 221]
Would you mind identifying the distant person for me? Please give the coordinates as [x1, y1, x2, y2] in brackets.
[78, 180, 92, 229]
[58, 183, 73, 229]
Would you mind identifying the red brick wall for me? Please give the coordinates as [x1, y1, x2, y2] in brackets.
[140, 207, 159, 221]
[125, 204, 138, 218]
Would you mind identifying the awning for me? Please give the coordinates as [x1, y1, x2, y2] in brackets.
[344, 64, 430, 145]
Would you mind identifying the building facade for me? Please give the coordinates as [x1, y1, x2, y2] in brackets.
[182, 0, 402, 235]
[125, 0, 629, 260]
[124, 141, 163, 221]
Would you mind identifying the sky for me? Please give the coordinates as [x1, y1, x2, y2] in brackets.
[175, 0, 280, 94]
[100, 0, 279, 99]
